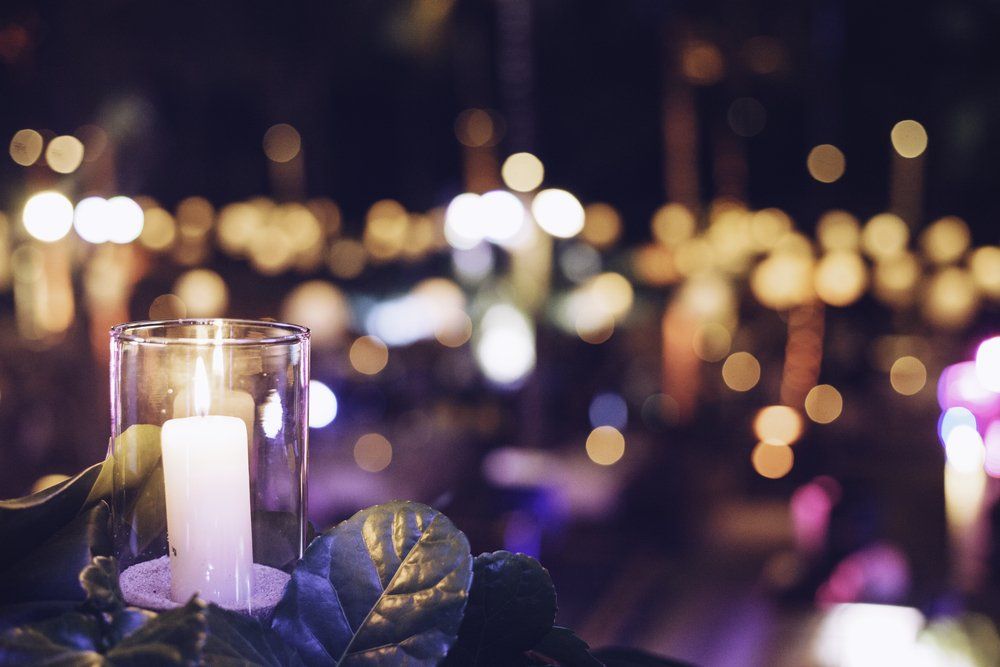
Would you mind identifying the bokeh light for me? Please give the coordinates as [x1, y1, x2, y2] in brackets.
[751, 440, 794, 479]
[754, 405, 804, 444]
[939, 407, 977, 446]
[586, 426, 626, 466]
[455, 108, 499, 147]
[804, 385, 843, 424]
[722, 352, 761, 391]
[806, 144, 846, 183]
[922, 267, 978, 329]
[681, 40, 724, 85]
[282, 281, 350, 346]
[532, 188, 584, 238]
[501, 152, 545, 192]
[105, 196, 144, 244]
[480, 190, 526, 243]
[23, 191, 73, 242]
[73, 196, 111, 244]
[475, 304, 536, 385]
[817, 210, 861, 252]
[891, 120, 928, 158]
[139, 207, 176, 251]
[969, 246, 1000, 298]
[148, 294, 187, 320]
[581, 203, 622, 249]
[692, 322, 732, 362]
[349, 335, 389, 375]
[263, 123, 301, 163]
[328, 239, 367, 279]
[354, 433, 392, 472]
[890, 356, 927, 395]
[919, 216, 970, 265]
[814, 251, 867, 307]
[861, 213, 909, 260]
[9, 129, 43, 166]
[589, 392, 628, 430]
[308, 380, 338, 428]
[173, 269, 228, 317]
[750, 252, 814, 310]
[945, 425, 985, 473]
[652, 203, 696, 248]
[976, 337, 1000, 392]
[45, 135, 84, 174]
[873, 253, 920, 307]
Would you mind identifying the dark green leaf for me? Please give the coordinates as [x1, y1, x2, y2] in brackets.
[444, 551, 557, 666]
[272, 500, 473, 666]
[105, 597, 206, 665]
[203, 604, 304, 666]
[530, 627, 603, 667]
[0, 610, 105, 665]
[0, 503, 112, 605]
[0, 463, 102, 571]
[79, 557, 125, 614]
[592, 648, 696, 667]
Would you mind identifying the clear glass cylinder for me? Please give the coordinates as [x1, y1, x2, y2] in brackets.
[110, 319, 309, 616]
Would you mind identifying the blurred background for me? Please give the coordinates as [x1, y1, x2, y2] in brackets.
[1, 1, 1000, 665]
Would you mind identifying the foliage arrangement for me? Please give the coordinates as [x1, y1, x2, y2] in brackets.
[0, 430, 688, 666]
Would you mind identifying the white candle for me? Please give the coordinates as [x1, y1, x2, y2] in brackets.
[161, 357, 254, 607]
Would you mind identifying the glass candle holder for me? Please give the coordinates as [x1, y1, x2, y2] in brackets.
[110, 319, 309, 617]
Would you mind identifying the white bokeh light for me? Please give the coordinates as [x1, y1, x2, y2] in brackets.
[531, 188, 584, 238]
[106, 196, 144, 244]
[945, 425, 986, 474]
[475, 304, 536, 386]
[308, 380, 338, 429]
[444, 193, 484, 249]
[975, 336, 1000, 392]
[480, 190, 526, 243]
[23, 191, 74, 242]
[74, 196, 111, 243]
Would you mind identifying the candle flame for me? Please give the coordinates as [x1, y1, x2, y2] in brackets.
[193, 357, 211, 416]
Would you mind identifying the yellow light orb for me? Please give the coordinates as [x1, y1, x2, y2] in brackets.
[455, 108, 498, 148]
[889, 356, 927, 396]
[753, 405, 803, 444]
[922, 267, 978, 329]
[804, 385, 843, 424]
[919, 216, 970, 265]
[750, 252, 815, 310]
[532, 188, 584, 238]
[435, 312, 473, 348]
[651, 203, 696, 247]
[681, 40, 724, 85]
[9, 129, 43, 166]
[501, 152, 544, 192]
[749, 208, 792, 250]
[148, 294, 187, 320]
[350, 335, 389, 375]
[581, 203, 622, 249]
[281, 281, 350, 346]
[139, 207, 177, 251]
[752, 440, 794, 479]
[586, 425, 626, 466]
[814, 251, 868, 306]
[969, 246, 1000, 298]
[45, 135, 84, 174]
[817, 210, 860, 252]
[22, 191, 74, 242]
[176, 196, 215, 240]
[806, 144, 846, 183]
[722, 352, 761, 392]
[861, 213, 909, 259]
[891, 120, 928, 158]
[631, 244, 679, 286]
[674, 238, 716, 276]
[872, 252, 920, 307]
[354, 433, 393, 472]
[263, 123, 301, 163]
[692, 322, 732, 362]
[173, 269, 228, 317]
[329, 239, 367, 279]
[585, 272, 634, 320]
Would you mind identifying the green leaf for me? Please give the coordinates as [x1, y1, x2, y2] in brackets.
[79, 557, 125, 614]
[444, 551, 557, 666]
[530, 627, 603, 667]
[271, 500, 474, 666]
[0, 610, 105, 665]
[0, 463, 102, 571]
[104, 598, 207, 665]
[592, 648, 696, 667]
[202, 604, 304, 666]
[0, 503, 112, 605]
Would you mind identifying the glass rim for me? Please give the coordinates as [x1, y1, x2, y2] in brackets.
[111, 319, 310, 346]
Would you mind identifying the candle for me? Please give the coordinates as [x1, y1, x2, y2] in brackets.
[161, 357, 254, 607]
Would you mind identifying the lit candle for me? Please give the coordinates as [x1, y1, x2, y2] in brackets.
[161, 357, 254, 607]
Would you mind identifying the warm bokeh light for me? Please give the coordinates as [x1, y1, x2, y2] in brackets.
[45, 135, 84, 174]
[328, 239, 367, 279]
[363, 199, 409, 261]
[816, 210, 860, 252]
[173, 269, 228, 317]
[282, 281, 350, 346]
[814, 251, 867, 306]
[23, 191, 74, 242]
[804, 385, 843, 424]
[945, 425, 985, 474]
[976, 337, 1000, 392]
[581, 203, 622, 249]
[586, 426, 626, 466]
[754, 405, 804, 444]
[751, 440, 794, 479]
[445, 193, 484, 249]
[872, 252, 919, 307]
[9, 129, 43, 166]
[750, 252, 815, 310]
[692, 322, 732, 362]
[308, 380, 338, 428]
[889, 356, 927, 395]
[479, 190, 526, 243]
[501, 152, 545, 192]
[73, 196, 111, 244]
[969, 246, 1000, 298]
[919, 216, 970, 265]
[435, 311, 473, 348]
[806, 144, 846, 183]
[861, 213, 909, 260]
[140, 207, 177, 251]
[354, 433, 392, 472]
[890, 120, 928, 158]
[349, 335, 389, 375]
[455, 108, 498, 147]
[105, 196, 144, 244]
[532, 188, 584, 238]
[749, 208, 791, 250]
[722, 352, 761, 392]
[263, 123, 301, 163]
[475, 304, 536, 385]
[922, 267, 978, 329]
[148, 294, 186, 320]
[652, 203, 696, 247]
[681, 40, 724, 85]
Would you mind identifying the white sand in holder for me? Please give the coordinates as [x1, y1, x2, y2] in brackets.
[120, 556, 290, 620]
